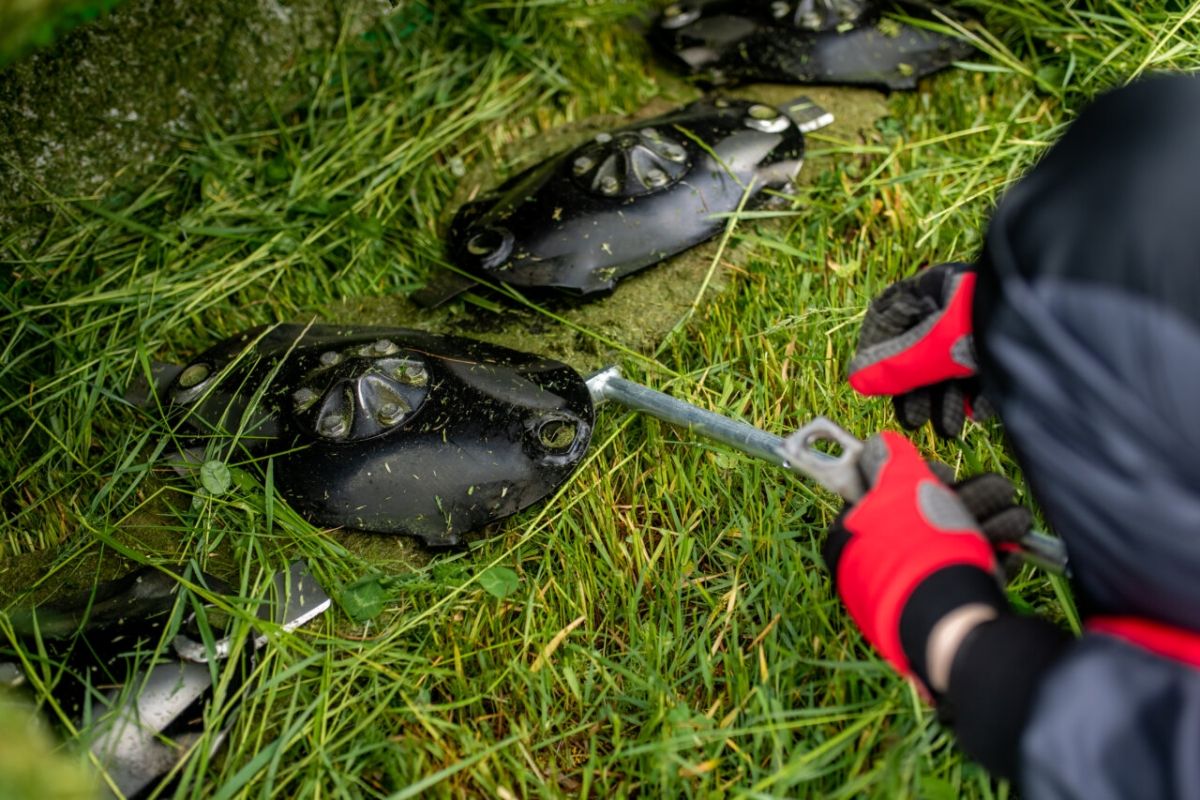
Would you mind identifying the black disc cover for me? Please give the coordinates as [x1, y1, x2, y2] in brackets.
[1, 568, 234, 721]
[443, 96, 820, 298]
[649, 0, 974, 90]
[161, 325, 595, 546]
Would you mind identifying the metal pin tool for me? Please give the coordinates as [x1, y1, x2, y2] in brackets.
[586, 366, 1069, 575]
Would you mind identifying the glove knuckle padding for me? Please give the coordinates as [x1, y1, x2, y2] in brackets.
[981, 507, 1033, 542]
[894, 388, 932, 430]
[926, 459, 957, 486]
[835, 433, 997, 673]
[934, 382, 967, 437]
[955, 473, 1016, 517]
[857, 289, 926, 346]
[848, 269, 979, 397]
[951, 474, 1032, 541]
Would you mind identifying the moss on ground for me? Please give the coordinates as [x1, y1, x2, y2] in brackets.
[0, 0, 389, 230]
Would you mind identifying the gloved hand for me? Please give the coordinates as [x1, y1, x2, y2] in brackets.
[823, 432, 1029, 692]
[848, 263, 991, 437]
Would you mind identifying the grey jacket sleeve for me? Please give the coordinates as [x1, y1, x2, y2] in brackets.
[943, 619, 1200, 799]
[1019, 636, 1200, 800]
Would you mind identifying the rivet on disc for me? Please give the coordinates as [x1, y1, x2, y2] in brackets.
[744, 106, 791, 133]
[594, 132, 613, 144]
[404, 364, 428, 385]
[373, 339, 399, 356]
[599, 176, 620, 195]
[392, 362, 428, 385]
[662, 144, 687, 162]
[319, 351, 341, 367]
[292, 387, 319, 411]
[644, 169, 669, 188]
[377, 402, 407, 426]
[573, 156, 595, 175]
[661, 3, 700, 28]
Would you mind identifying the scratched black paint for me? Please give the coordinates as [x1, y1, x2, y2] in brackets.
[162, 325, 594, 546]
[649, 0, 974, 90]
[445, 96, 810, 297]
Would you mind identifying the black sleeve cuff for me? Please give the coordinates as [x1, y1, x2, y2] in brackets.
[899, 565, 1008, 689]
[941, 613, 1071, 779]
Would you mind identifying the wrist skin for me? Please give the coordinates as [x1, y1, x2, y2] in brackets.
[926, 603, 999, 692]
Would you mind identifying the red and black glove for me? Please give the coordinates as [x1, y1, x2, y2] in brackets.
[848, 263, 992, 437]
[824, 433, 1070, 779]
[823, 432, 1029, 691]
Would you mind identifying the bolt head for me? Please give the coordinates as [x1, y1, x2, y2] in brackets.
[403, 363, 428, 385]
[377, 402, 407, 426]
[318, 415, 348, 438]
[744, 105, 791, 133]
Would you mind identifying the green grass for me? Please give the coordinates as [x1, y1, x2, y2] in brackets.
[1, 0, 1198, 796]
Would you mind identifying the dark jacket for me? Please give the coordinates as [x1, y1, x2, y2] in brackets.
[951, 74, 1200, 798]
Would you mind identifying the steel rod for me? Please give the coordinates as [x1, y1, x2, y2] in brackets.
[586, 367, 1069, 575]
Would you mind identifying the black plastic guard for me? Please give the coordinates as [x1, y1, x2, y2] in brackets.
[442, 96, 816, 298]
[1, 562, 327, 799]
[160, 325, 595, 546]
[649, 0, 974, 90]
[1, 568, 239, 798]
